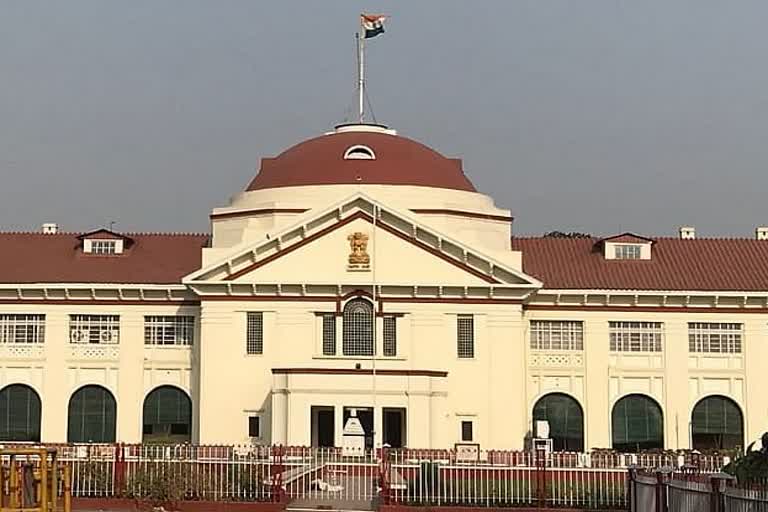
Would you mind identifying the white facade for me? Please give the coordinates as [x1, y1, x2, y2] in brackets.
[0, 124, 764, 453]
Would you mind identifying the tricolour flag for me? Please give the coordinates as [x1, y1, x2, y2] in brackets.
[361, 14, 386, 39]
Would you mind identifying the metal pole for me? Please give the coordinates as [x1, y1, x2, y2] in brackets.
[372, 204, 377, 448]
[358, 18, 365, 123]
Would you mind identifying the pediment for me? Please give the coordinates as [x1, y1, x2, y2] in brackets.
[184, 194, 541, 293]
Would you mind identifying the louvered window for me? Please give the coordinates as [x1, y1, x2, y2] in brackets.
[383, 316, 397, 357]
[246, 313, 264, 354]
[322, 314, 337, 355]
[457, 315, 475, 358]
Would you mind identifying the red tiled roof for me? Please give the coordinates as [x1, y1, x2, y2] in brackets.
[246, 131, 476, 192]
[512, 236, 768, 291]
[0, 233, 209, 284]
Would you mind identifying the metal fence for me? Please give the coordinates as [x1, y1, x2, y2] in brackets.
[382, 448, 628, 509]
[0, 443, 738, 509]
[629, 470, 768, 512]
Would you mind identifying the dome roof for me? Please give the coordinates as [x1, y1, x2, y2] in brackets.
[245, 124, 476, 192]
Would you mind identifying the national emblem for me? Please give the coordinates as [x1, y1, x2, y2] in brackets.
[347, 232, 370, 266]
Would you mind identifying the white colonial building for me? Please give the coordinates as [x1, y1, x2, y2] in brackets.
[0, 122, 766, 453]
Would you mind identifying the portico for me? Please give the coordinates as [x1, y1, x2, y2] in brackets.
[270, 368, 447, 448]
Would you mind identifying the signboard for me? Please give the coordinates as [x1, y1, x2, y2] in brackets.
[455, 443, 480, 463]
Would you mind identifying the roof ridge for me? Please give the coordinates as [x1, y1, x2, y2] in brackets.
[513, 235, 764, 241]
[0, 231, 210, 237]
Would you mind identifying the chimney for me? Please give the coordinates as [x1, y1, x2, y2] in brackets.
[41, 223, 59, 234]
[757, 227, 768, 241]
[679, 226, 696, 240]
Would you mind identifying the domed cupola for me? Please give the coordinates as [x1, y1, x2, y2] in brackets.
[245, 123, 476, 192]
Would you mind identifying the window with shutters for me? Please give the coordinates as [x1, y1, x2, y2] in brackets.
[457, 315, 474, 358]
[383, 316, 397, 357]
[69, 315, 120, 344]
[142, 386, 192, 443]
[530, 320, 583, 350]
[144, 316, 194, 346]
[246, 313, 264, 354]
[0, 384, 41, 442]
[691, 395, 744, 450]
[0, 314, 45, 344]
[343, 299, 374, 356]
[688, 323, 742, 353]
[322, 314, 337, 355]
[611, 394, 664, 452]
[609, 321, 663, 352]
[67, 385, 116, 443]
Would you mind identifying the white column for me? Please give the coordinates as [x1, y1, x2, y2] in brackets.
[271, 388, 288, 445]
[41, 312, 69, 443]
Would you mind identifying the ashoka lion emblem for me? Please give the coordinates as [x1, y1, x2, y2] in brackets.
[347, 232, 370, 266]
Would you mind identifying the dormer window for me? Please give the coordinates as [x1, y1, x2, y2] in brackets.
[614, 244, 642, 260]
[599, 233, 654, 261]
[78, 229, 133, 255]
[343, 145, 375, 160]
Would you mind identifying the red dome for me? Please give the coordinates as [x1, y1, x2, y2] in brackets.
[245, 127, 476, 192]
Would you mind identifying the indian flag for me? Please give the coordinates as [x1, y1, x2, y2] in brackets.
[361, 14, 386, 39]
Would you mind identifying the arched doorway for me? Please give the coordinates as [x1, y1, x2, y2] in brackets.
[532, 393, 584, 452]
[143, 386, 192, 443]
[67, 385, 116, 443]
[0, 384, 41, 441]
[612, 394, 664, 452]
[691, 395, 744, 451]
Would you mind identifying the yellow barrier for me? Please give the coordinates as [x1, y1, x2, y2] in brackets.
[0, 448, 71, 512]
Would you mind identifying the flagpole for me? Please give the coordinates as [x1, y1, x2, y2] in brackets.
[358, 15, 365, 123]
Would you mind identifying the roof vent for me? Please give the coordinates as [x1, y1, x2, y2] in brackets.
[757, 227, 768, 241]
[41, 223, 59, 234]
[343, 145, 376, 160]
[679, 226, 696, 240]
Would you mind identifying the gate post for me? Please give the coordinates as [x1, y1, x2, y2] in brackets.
[627, 466, 637, 512]
[535, 447, 547, 509]
[271, 445, 285, 503]
[655, 470, 667, 512]
[378, 446, 391, 505]
[709, 473, 735, 512]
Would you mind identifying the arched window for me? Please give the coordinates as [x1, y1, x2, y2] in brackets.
[0, 384, 41, 442]
[532, 393, 584, 452]
[691, 395, 743, 451]
[67, 385, 116, 443]
[143, 386, 192, 443]
[343, 299, 374, 356]
[612, 394, 664, 452]
[343, 145, 376, 160]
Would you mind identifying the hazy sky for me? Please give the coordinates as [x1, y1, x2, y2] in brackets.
[2, 1, 767, 236]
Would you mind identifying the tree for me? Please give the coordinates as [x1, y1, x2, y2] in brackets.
[723, 432, 768, 484]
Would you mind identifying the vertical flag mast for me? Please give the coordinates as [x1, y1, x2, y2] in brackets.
[358, 14, 386, 124]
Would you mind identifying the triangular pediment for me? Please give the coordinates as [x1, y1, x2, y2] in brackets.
[184, 194, 541, 293]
